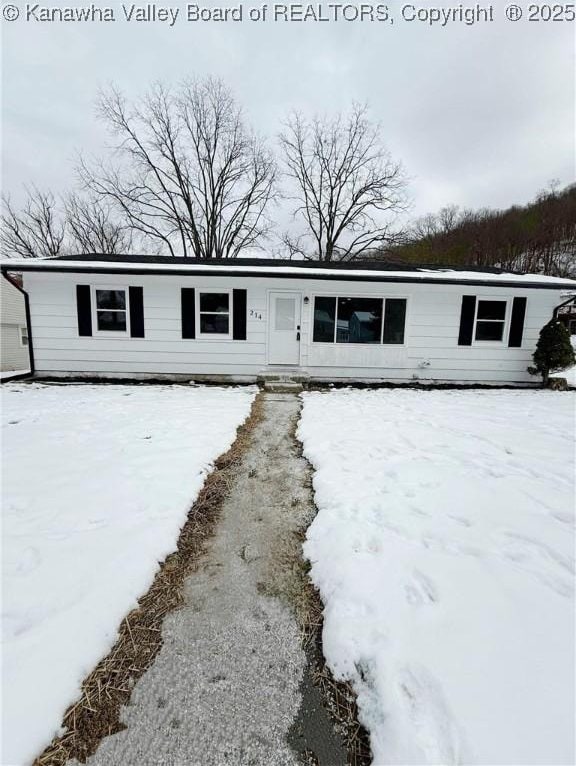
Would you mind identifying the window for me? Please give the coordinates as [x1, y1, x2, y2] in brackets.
[383, 299, 407, 344]
[313, 296, 336, 342]
[313, 296, 407, 345]
[198, 291, 231, 336]
[95, 289, 128, 332]
[275, 297, 296, 331]
[474, 300, 507, 342]
[337, 297, 383, 343]
[19, 325, 28, 347]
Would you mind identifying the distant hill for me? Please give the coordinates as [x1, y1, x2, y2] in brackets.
[378, 184, 576, 277]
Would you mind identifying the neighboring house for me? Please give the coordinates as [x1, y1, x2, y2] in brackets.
[0, 273, 31, 373]
[349, 311, 380, 343]
[556, 303, 576, 334]
[1, 254, 576, 385]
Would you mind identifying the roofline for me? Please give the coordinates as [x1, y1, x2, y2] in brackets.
[2, 261, 576, 290]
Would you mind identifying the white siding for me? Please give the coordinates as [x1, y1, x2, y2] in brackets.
[1, 276, 30, 372]
[23, 271, 565, 384]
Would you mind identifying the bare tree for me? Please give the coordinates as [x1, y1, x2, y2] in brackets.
[279, 105, 407, 261]
[65, 193, 133, 254]
[79, 78, 277, 258]
[1, 188, 66, 258]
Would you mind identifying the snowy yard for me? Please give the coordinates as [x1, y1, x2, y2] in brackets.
[1, 382, 255, 766]
[299, 389, 575, 765]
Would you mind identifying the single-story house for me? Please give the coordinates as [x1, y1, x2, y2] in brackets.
[1, 273, 31, 373]
[2, 254, 575, 385]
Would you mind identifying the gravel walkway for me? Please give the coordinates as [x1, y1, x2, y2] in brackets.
[75, 392, 345, 766]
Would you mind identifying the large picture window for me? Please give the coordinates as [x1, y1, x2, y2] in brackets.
[198, 291, 231, 336]
[95, 289, 128, 332]
[474, 300, 507, 342]
[313, 296, 406, 345]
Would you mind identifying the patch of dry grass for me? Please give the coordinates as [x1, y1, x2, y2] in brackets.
[293, 543, 372, 766]
[287, 407, 372, 766]
[34, 392, 264, 766]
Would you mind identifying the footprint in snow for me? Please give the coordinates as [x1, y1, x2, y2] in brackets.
[405, 570, 439, 607]
[499, 532, 574, 597]
[397, 664, 468, 764]
[5, 546, 41, 576]
[448, 513, 472, 528]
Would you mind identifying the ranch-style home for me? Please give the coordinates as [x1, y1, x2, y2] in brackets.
[2, 254, 575, 385]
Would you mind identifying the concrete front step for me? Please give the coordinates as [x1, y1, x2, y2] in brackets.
[258, 370, 310, 385]
[263, 381, 303, 393]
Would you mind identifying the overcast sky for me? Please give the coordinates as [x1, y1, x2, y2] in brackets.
[2, 2, 575, 230]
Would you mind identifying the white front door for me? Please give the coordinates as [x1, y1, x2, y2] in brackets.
[268, 292, 302, 365]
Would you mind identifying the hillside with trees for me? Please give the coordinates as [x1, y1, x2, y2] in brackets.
[381, 183, 576, 277]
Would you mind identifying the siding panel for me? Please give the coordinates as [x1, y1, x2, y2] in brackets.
[23, 271, 566, 383]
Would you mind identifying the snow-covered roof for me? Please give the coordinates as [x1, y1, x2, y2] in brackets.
[2, 254, 576, 290]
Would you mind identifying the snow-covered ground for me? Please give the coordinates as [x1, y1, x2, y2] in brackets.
[1, 382, 255, 766]
[551, 336, 576, 386]
[299, 389, 575, 765]
[559, 365, 576, 386]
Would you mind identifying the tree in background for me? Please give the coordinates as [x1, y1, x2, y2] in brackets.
[529, 319, 575, 385]
[384, 183, 576, 277]
[279, 105, 407, 261]
[79, 78, 277, 258]
[64, 194, 134, 255]
[1, 188, 65, 259]
[1, 188, 135, 259]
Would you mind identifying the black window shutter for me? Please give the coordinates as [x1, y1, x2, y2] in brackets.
[508, 297, 527, 347]
[458, 295, 476, 346]
[233, 289, 247, 340]
[76, 285, 92, 337]
[181, 288, 196, 339]
[129, 287, 145, 338]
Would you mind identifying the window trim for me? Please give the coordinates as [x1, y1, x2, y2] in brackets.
[311, 294, 409, 346]
[91, 286, 130, 336]
[19, 325, 29, 347]
[472, 297, 510, 345]
[196, 288, 233, 340]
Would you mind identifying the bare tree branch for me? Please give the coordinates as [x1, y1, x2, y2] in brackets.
[279, 104, 408, 261]
[1, 188, 66, 259]
[65, 193, 133, 254]
[79, 78, 277, 258]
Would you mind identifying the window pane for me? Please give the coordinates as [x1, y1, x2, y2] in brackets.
[475, 320, 504, 341]
[200, 293, 229, 313]
[200, 314, 229, 334]
[477, 300, 506, 320]
[97, 311, 127, 332]
[275, 297, 296, 331]
[383, 299, 407, 344]
[337, 297, 382, 344]
[313, 297, 336, 342]
[96, 290, 126, 310]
